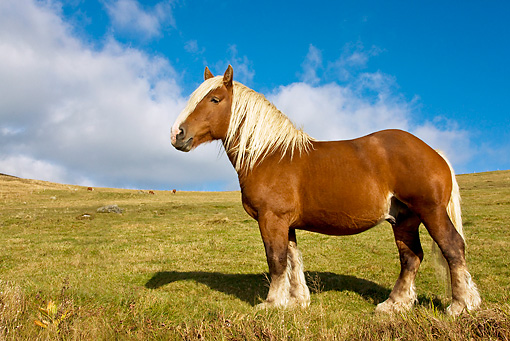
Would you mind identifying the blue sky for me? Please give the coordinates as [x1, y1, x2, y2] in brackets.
[1, 0, 509, 190]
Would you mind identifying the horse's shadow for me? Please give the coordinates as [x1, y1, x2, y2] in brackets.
[145, 270, 409, 307]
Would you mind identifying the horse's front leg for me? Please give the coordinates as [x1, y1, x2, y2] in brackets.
[288, 229, 310, 307]
[256, 211, 291, 309]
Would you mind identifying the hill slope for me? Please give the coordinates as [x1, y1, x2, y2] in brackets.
[1, 170, 509, 339]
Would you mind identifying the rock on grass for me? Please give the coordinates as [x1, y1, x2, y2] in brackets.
[96, 205, 124, 214]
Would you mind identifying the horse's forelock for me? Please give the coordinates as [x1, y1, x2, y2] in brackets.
[173, 76, 225, 132]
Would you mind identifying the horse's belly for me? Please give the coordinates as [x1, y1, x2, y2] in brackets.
[297, 190, 391, 236]
[297, 209, 385, 235]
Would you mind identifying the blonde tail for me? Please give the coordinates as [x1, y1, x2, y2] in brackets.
[445, 162, 464, 240]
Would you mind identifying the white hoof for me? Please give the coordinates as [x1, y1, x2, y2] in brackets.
[256, 299, 287, 310]
[446, 301, 467, 316]
[255, 302, 270, 310]
[375, 299, 413, 314]
[289, 296, 310, 308]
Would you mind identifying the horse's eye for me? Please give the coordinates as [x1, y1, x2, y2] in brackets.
[210, 97, 220, 104]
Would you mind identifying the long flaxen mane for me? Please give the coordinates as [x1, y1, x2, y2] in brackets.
[179, 76, 315, 173]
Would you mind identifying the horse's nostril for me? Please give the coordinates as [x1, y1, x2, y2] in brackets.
[176, 127, 185, 140]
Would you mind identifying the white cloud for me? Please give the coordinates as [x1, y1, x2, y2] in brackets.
[0, 155, 87, 185]
[0, 0, 234, 190]
[104, 0, 175, 40]
[300, 44, 322, 85]
[184, 40, 204, 55]
[326, 42, 383, 82]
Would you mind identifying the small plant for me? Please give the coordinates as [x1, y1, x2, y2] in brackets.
[34, 279, 73, 336]
[34, 300, 72, 335]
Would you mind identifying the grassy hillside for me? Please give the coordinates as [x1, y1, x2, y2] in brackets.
[1, 171, 509, 340]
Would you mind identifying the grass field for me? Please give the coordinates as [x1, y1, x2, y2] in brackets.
[1, 171, 509, 340]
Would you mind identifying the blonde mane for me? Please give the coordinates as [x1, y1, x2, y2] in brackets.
[177, 76, 315, 173]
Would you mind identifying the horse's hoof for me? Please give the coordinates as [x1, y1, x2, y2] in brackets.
[256, 299, 293, 310]
[287, 297, 310, 309]
[446, 302, 466, 316]
[375, 299, 413, 314]
[375, 300, 395, 314]
[256, 301, 281, 310]
[255, 302, 270, 310]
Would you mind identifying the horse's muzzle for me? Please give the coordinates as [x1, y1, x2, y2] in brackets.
[171, 127, 193, 152]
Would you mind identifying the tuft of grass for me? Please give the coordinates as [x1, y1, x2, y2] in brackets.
[352, 305, 510, 341]
[0, 280, 27, 338]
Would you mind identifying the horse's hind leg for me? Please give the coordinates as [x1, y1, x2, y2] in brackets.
[376, 206, 423, 313]
[420, 208, 481, 315]
[288, 229, 310, 307]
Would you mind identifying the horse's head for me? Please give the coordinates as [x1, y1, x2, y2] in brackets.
[171, 65, 234, 152]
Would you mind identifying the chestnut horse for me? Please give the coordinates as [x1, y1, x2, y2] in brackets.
[170, 65, 480, 315]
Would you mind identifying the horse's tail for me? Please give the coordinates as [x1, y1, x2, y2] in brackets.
[432, 151, 464, 293]
[442, 152, 464, 240]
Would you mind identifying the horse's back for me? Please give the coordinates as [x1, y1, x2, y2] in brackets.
[310, 129, 451, 193]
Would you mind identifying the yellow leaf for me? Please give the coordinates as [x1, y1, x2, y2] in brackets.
[34, 320, 48, 329]
[46, 301, 58, 317]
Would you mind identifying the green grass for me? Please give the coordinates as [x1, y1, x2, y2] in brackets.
[1, 171, 509, 340]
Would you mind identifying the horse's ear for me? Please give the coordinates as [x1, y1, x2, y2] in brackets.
[223, 65, 233, 89]
[204, 67, 214, 80]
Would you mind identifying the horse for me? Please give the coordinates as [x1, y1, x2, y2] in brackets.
[170, 65, 481, 315]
